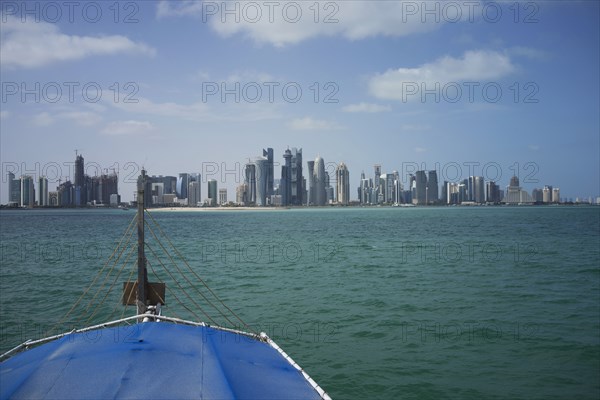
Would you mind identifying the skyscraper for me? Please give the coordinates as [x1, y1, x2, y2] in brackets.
[20, 176, 35, 207]
[532, 188, 543, 203]
[176, 173, 189, 200]
[503, 176, 533, 204]
[281, 149, 292, 206]
[474, 176, 484, 203]
[263, 148, 274, 198]
[445, 182, 460, 204]
[219, 188, 228, 205]
[413, 171, 427, 205]
[441, 180, 448, 205]
[427, 171, 439, 204]
[552, 188, 560, 203]
[385, 173, 395, 203]
[336, 162, 350, 205]
[244, 163, 257, 205]
[208, 179, 217, 206]
[188, 180, 201, 207]
[314, 156, 327, 206]
[98, 173, 118, 205]
[145, 175, 176, 206]
[359, 171, 370, 204]
[306, 160, 315, 205]
[57, 180, 73, 207]
[38, 176, 48, 206]
[75, 154, 84, 188]
[74, 153, 85, 206]
[394, 172, 402, 204]
[236, 184, 248, 205]
[467, 176, 475, 202]
[291, 148, 303, 205]
[7, 172, 20, 205]
[374, 165, 382, 197]
[324, 168, 334, 204]
[458, 182, 467, 203]
[255, 157, 269, 206]
[543, 185, 553, 203]
[392, 171, 402, 203]
[486, 181, 500, 203]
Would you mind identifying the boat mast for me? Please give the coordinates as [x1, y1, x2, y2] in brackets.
[137, 169, 147, 317]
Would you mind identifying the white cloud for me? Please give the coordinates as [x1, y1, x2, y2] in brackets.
[32, 112, 55, 127]
[1, 17, 156, 68]
[415, 147, 427, 153]
[156, 0, 204, 18]
[342, 102, 391, 113]
[60, 111, 103, 127]
[109, 96, 283, 123]
[157, 1, 480, 47]
[369, 50, 516, 101]
[190, 69, 212, 82]
[508, 46, 549, 60]
[101, 120, 156, 136]
[288, 117, 343, 131]
[224, 71, 277, 84]
[30, 110, 102, 127]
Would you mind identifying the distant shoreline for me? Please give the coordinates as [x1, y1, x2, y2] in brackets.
[149, 207, 288, 212]
[1, 203, 597, 212]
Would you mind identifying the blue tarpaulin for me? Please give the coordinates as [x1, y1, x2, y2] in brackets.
[0, 322, 325, 399]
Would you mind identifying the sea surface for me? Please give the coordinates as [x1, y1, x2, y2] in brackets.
[1, 206, 599, 399]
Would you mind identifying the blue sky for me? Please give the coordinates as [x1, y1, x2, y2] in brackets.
[1, 0, 598, 202]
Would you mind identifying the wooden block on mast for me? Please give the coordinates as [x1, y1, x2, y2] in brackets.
[122, 282, 166, 306]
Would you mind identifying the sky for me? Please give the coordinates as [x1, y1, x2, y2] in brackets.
[1, 0, 599, 203]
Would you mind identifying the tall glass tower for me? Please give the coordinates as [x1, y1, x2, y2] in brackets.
[413, 171, 427, 205]
[306, 160, 315, 206]
[177, 173, 189, 200]
[262, 148, 274, 197]
[291, 148, 303, 205]
[314, 156, 327, 206]
[336, 162, 350, 205]
[7, 172, 20, 205]
[255, 157, 269, 206]
[38, 176, 48, 206]
[374, 165, 381, 195]
[427, 171, 439, 204]
[208, 179, 218, 206]
[74, 154, 85, 206]
[244, 163, 257, 204]
[20, 176, 35, 207]
[281, 149, 292, 206]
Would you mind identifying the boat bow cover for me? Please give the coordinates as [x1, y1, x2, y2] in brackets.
[0, 322, 324, 399]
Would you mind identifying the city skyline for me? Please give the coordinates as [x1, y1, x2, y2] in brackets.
[1, 2, 598, 204]
[4, 149, 596, 207]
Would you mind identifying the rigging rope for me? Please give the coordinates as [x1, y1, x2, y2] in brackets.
[80, 224, 137, 316]
[144, 220, 236, 327]
[50, 213, 137, 333]
[145, 260, 188, 322]
[83, 245, 136, 325]
[145, 242, 218, 325]
[145, 210, 255, 333]
[53, 207, 255, 334]
[111, 260, 137, 322]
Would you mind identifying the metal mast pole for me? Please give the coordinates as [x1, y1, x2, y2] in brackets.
[137, 169, 147, 317]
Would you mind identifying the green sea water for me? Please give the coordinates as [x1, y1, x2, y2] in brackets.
[1, 207, 599, 399]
